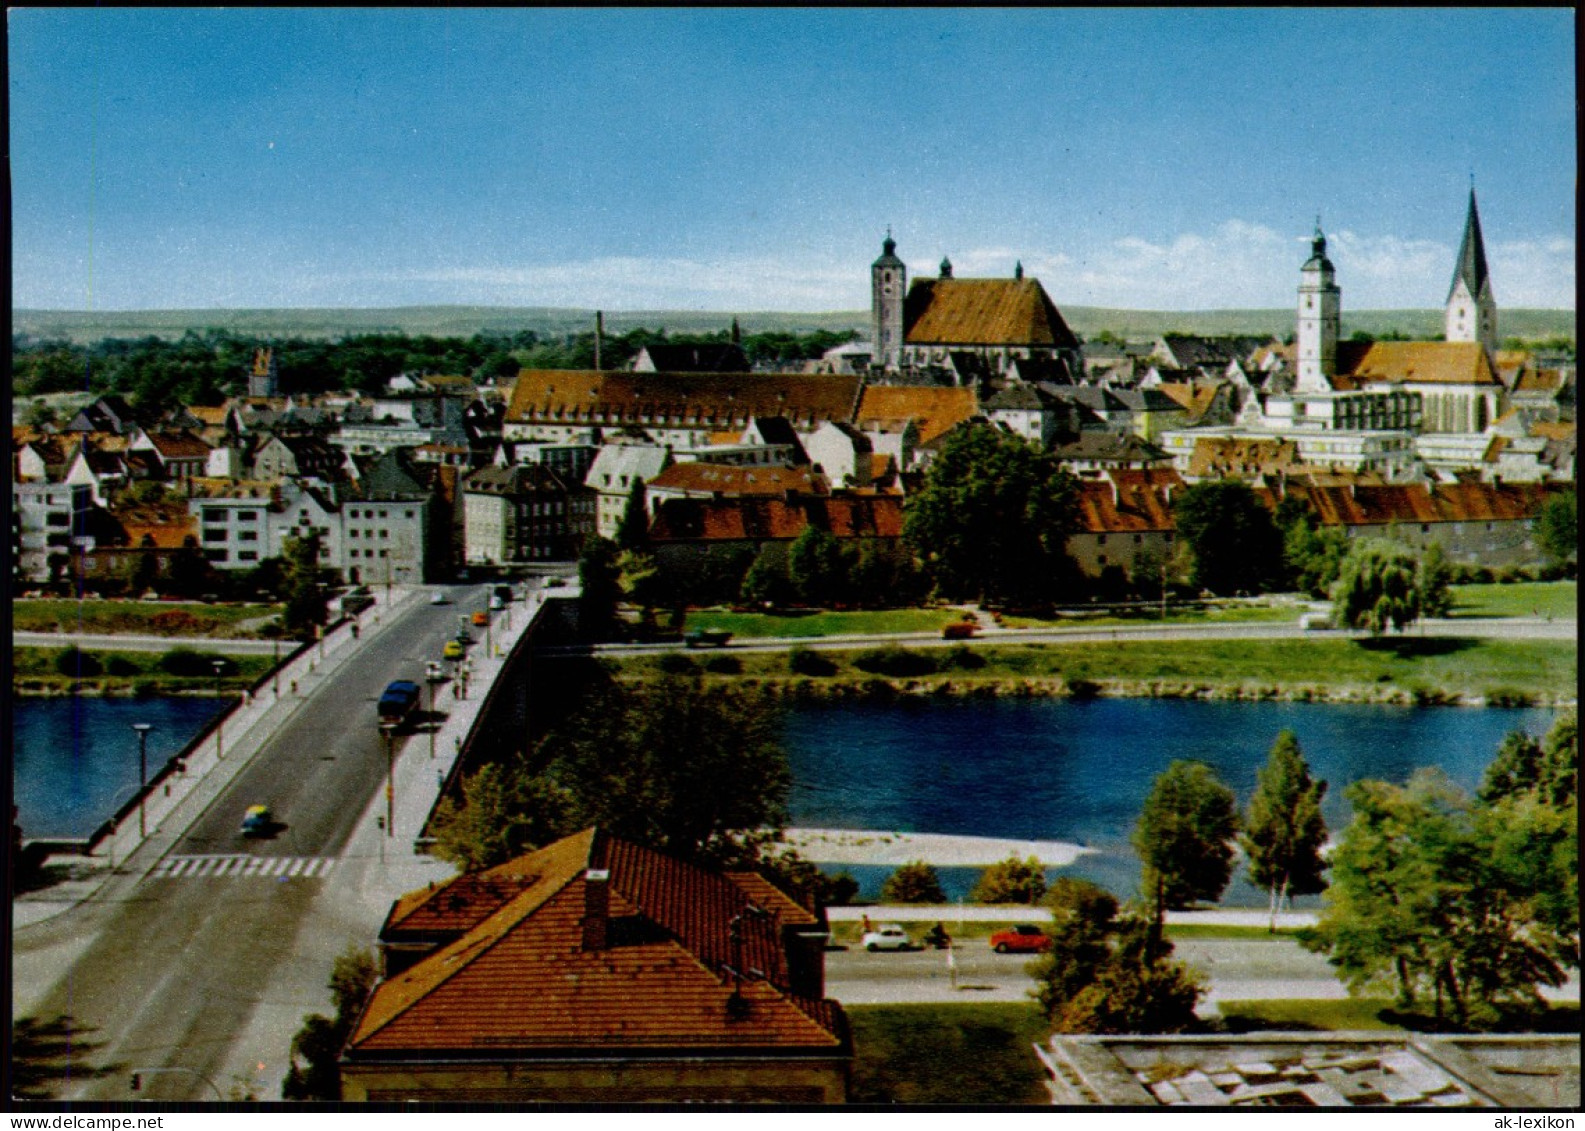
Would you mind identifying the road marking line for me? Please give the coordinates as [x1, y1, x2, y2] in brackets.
[287, 859, 305, 876]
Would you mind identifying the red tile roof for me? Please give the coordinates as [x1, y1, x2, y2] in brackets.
[349, 829, 844, 1058]
[505, 370, 862, 430]
[144, 430, 213, 460]
[649, 463, 825, 497]
[1278, 480, 1566, 528]
[854, 386, 979, 446]
[649, 494, 905, 543]
[1332, 341, 1499, 389]
[903, 277, 1080, 349]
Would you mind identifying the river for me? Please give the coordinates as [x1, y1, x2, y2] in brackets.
[782, 698, 1557, 903]
[11, 695, 1556, 904]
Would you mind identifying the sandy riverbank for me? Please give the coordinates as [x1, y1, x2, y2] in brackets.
[781, 827, 1095, 867]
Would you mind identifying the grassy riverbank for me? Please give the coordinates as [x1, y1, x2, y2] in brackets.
[13, 599, 284, 638]
[617, 635, 1577, 706]
[12, 647, 275, 695]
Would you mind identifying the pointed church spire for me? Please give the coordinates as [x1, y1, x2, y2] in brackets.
[1014, 260, 1024, 281]
[939, 255, 952, 279]
[1449, 187, 1490, 302]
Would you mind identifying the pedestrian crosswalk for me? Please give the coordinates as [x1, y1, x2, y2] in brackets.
[152, 854, 337, 880]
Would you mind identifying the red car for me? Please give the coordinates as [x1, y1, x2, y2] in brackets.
[989, 924, 1051, 954]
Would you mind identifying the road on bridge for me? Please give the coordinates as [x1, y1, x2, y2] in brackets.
[12, 586, 490, 1102]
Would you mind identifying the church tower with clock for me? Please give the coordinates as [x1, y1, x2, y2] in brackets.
[871, 231, 906, 373]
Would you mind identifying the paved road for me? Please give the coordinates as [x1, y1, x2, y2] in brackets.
[12, 585, 490, 1102]
[547, 615, 1574, 659]
[14, 631, 292, 655]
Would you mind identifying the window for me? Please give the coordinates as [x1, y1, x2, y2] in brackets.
[46, 513, 70, 527]
[238, 510, 258, 522]
[349, 549, 360, 559]
[380, 549, 389, 558]
[348, 509, 359, 519]
[205, 548, 228, 562]
[238, 550, 258, 562]
[379, 510, 388, 519]
[1097, 535, 1107, 545]
[203, 528, 228, 543]
[203, 508, 225, 523]
[381, 529, 389, 539]
[239, 530, 258, 542]
[47, 533, 71, 547]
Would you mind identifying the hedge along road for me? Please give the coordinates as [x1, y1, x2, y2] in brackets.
[14, 631, 289, 655]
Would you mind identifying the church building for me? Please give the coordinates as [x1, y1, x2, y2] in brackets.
[870, 234, 1082, 384]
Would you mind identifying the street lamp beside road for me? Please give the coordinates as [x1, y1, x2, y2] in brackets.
[379, 721, 396, 837]
[212, 659, 227, 759]
[131, 723, 153, 838]
[425, 662, 444, 760]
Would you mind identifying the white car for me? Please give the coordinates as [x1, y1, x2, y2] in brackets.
[429, 590, 449, 605]
[860, 924, 911, 952]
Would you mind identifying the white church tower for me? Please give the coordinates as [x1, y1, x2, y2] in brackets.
[871, 231, 906, 373]
[1445, 188, 1497, 354]
[1295, 221, 1341, 393]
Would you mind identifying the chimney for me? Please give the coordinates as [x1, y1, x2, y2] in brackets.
[594, 311, 604, 372]
[582, 868, 610, 951]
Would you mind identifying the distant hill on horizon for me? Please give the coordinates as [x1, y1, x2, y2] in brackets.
[13, 303, 1575, 346]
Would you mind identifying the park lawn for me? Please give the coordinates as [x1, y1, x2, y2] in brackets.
[999, 603, 1300, 630]
[643, 636, 1575, 703]
[1216, 998, 1407, 1032]
[683, 607, 960, 639]
[1447, 580, 1577, 621]
[12, 646, 274, 693]
[13, 599, 283, 638]
[846, 1002, 1052, 1105]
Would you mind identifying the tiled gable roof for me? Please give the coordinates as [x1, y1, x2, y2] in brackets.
[1153, 382, 1224, 420]
[649, 494, 904, 543]
[1073, 473, 1181, 534]
[1188, 436, 1307, 479]
[649, 463, 825, 497]
[854, 386, 978, 446]
[146, 430, 213, 460]
[463, 463, 567, 496]
[903, 277, 1080, 349]
[505, 370, 861, 430]
[349, 830, 844, 1058]
[1283, 480, 1565, 528]
[1332, 341, 1499, 388]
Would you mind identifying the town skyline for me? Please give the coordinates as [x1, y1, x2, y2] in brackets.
[9, 8, 1577, 314]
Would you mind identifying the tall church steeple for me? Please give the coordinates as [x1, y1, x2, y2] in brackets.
[1445, 188, 1497, 354]
[1295, 220, 1340, 393]
[871, 230, 906, 373]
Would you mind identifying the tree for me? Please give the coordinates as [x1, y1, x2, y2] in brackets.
[969, 854, 1048, 904]
[1240, 731, 1329, 931]
[1536, 493, 1577, 569]
[280, 533, 326, 638]
[538, 674, 791, 867]
[615, 479, 650, 551]
[879, 860, 947, 904]
[167, 534, 210, 598]
[282, 944, 377, 1100]
[787, 526, 851, 608]
[576, 536, 622, 641]
[1029, 877, 1204, 1034]
[1305, 765, 1575, 1027]
[1332, 538, 1421, 635]
[902, 423, 1079, 606]
[430, 761, 571, 872]
[1417, 541, 1454, 617]
[740, 544, 795, 607]
[1171, 480, 1284, 595]
[1132, 761, 1239, 941]
[1284, 521, 1350, 598]
[55, 646, 103, 679]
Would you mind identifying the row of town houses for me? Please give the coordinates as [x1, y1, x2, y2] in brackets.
[11, 200, 1575, 589]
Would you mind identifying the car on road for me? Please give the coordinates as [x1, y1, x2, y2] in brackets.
[443, 639, 465, 660]
[489, 594, 506, 611]
[430, 590, 449, 605]
[860, 924, 912, 952]
[684, 629, 732, 648]
[989, 924, 1051, 954]
[377, 680, 422, 726]
[471, 610, 490, 626]
[240, 804, 273, 838]
[493, 585, 514, 604]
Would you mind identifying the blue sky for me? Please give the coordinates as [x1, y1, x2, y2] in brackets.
[9, 8, 1576, 313]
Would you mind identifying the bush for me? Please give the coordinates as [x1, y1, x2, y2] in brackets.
[970, 855, 1049, 904]
[853, 646, 938, 678]
[55, 647, 103, 678]
[157, 649, 233, 678]
[106, 656, 140, 677]
[942, 645, 985, 671]
[703, 654, 741, 675]
[879, 860, 947, 904]
[656, 652, 698, 675]
[788, 647, 836, 677]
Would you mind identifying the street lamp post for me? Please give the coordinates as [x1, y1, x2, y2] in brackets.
[379, 722, 396, 837]
[425, 662, 443, 760]
[131, 723, 153, 838]
[212, 660, 226, 759]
